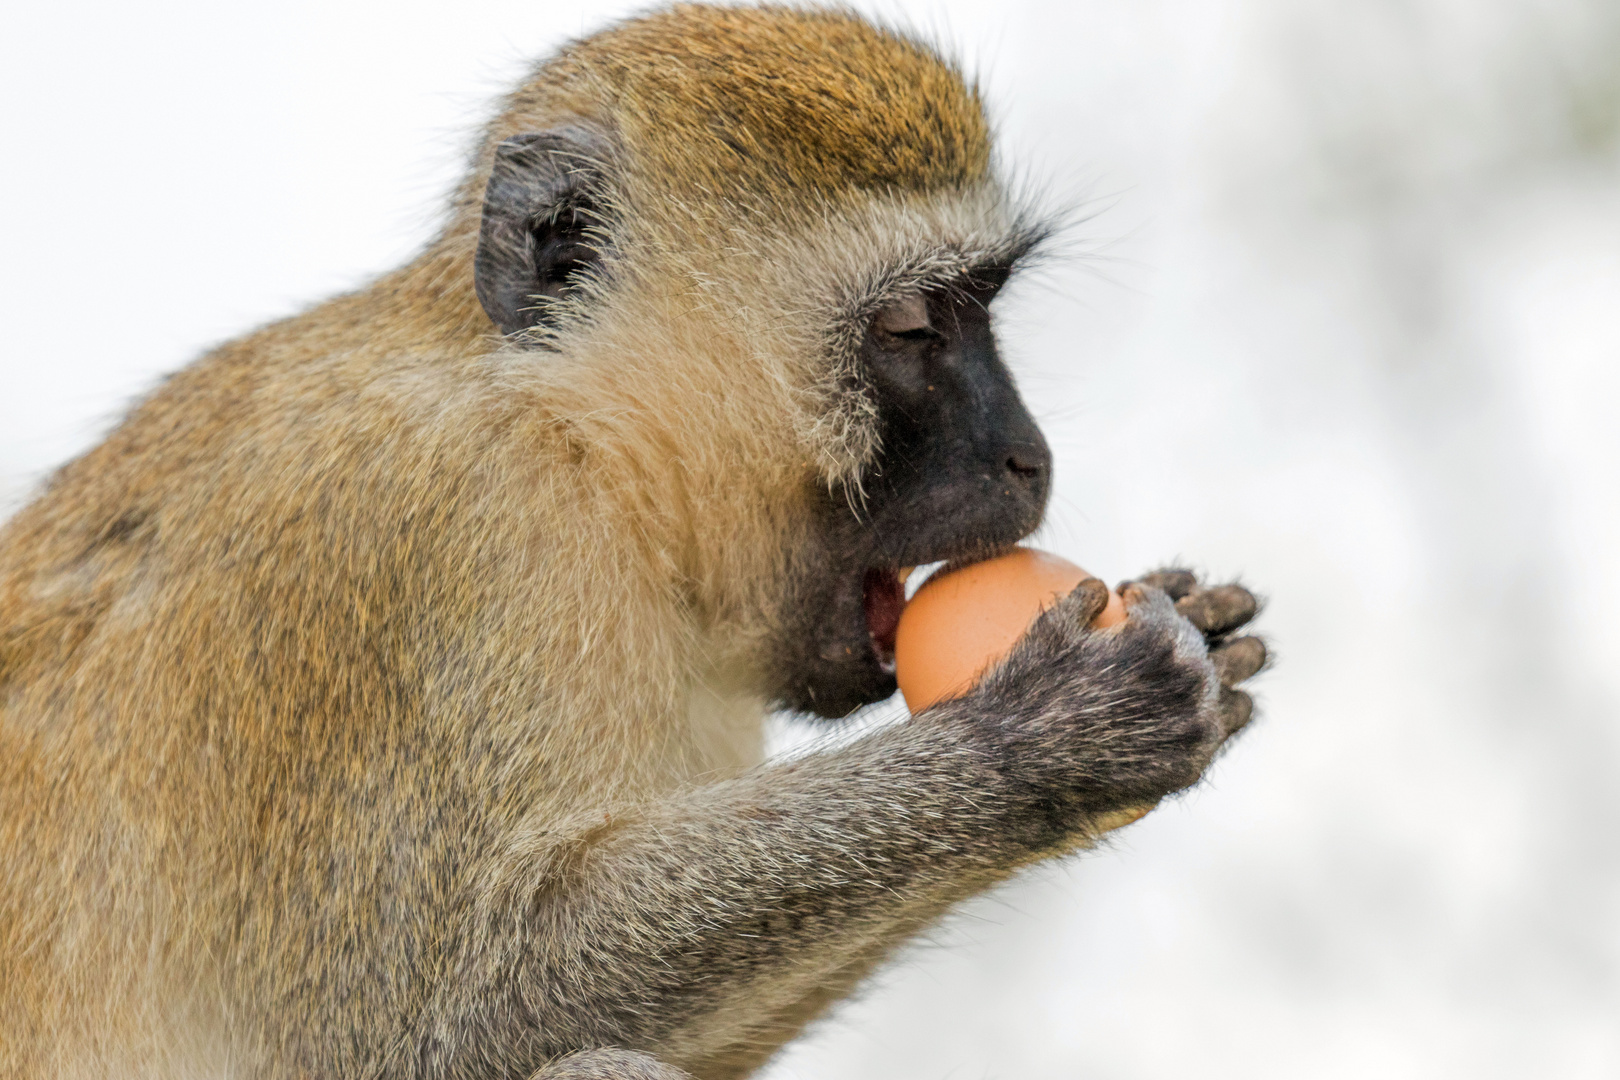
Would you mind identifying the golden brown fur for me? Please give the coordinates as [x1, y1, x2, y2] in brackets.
[0, 8, 1005, 1076]
[0, 5, 1267, 1079]
[533, 4, 992, 198]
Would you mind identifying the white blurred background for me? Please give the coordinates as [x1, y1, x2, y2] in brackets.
[3, 1, 1616, 1076]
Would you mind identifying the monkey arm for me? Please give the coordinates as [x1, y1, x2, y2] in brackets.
[419, 714, 1051, 1078]
[409, 577, 1264, 1080]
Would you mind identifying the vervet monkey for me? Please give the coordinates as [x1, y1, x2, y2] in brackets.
[0, 5, 1267, 1079]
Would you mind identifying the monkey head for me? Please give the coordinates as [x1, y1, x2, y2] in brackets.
[468, 6, 1053, 719]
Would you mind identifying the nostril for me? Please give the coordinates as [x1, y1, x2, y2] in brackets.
[1005, 449, 1045, 479]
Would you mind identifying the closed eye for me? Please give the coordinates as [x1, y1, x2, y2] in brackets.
[887, 327, 941, 343]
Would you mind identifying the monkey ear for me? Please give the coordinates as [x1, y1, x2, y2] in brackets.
[474, 125, 614, 337]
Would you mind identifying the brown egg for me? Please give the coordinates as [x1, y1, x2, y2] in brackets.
[894, 547, 1125, 713]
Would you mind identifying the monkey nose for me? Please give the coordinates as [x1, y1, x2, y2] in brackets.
[1005, 444, 1048, 480]
[997, 437, 1052, 521]
[1002, 434, 1051, 492]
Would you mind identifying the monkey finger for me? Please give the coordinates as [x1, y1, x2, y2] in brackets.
[1176, 584, 1258, 636]
[1137, 568, 1199, 601]
[1216, 687, 1254, 737]
[1116, 580, 1179, 616]
[1056, 576, 1113, 629]
[1211, 636, 1267, 687]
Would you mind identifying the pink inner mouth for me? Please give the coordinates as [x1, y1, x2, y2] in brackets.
[862, 568, 905, 674]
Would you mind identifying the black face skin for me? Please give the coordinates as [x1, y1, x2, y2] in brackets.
[770, 267, 1053, 719]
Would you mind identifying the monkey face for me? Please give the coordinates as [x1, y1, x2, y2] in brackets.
[767, 268, 1052, 719]
[467, 119, 1051, 722]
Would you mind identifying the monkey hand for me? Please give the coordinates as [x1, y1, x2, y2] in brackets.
[943, 569, 1266, 839]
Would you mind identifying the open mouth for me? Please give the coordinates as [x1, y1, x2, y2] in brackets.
[862, 567, 906, 674]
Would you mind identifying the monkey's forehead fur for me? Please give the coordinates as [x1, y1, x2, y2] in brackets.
[450, 4, 1051, 487]
[509, 5, 989, 197]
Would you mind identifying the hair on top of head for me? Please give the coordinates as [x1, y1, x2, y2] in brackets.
[494, 3, 993, 204]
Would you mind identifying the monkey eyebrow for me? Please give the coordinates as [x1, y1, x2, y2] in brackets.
[829, 222, 1052, 339]
[851, 256, 1017, 317]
